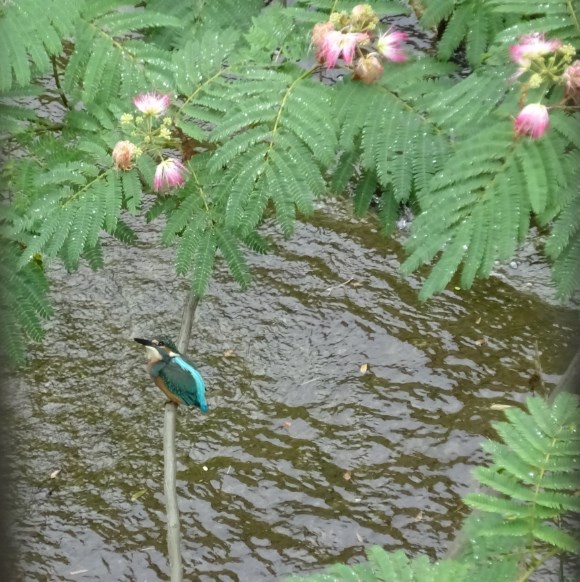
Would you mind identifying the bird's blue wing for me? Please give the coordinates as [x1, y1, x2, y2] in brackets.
[173, 356, 208, 412]
[158, 356, 208, 412]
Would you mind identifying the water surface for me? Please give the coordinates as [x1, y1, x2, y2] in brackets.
[11, 200, 579, 581]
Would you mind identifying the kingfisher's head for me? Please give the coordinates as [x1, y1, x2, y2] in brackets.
[134, 336, 179, 362]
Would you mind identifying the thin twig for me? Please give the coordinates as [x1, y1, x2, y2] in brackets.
[50, 56, 69, 110]
[164, 291, 200, 582]
[325, 277, 354, 296]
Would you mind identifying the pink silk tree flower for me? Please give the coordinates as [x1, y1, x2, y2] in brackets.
[112, 140, 137, 170]
[376, 29, 407, 63]
[312, 21, 334, 52]
[153, 158, 186, 192]
[563, 60, 580, 101]
[514, 103, 549, 139]
[133, 92, 171, 116]
[509, 32, 561, 68]
[320, 31, 368, 68]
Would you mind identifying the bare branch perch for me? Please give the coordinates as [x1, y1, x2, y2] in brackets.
[164, 292, 200, 582]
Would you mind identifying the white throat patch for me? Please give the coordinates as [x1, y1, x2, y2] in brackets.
[145, 345, 162, 362]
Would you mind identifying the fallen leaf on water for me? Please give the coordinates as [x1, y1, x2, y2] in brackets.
[352, 281, 363, 288]
[49, 469, 61, 479]
[282, 421, 292, 429]
[130, 488, 147, 501]
[490, 404, 512, 411]
[343, 471, 352, 481]
[356, 532, 364, 543]
[223, 349, 235, 357]
[476, 317, 481, 324]
[70, 570, 89, 576]
[359, 363, 368, 374]
[203, 466, 208, 471]
[414, 510, 423, 522]
[475, 338, 486, 346]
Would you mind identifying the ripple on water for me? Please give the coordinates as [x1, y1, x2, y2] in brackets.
[11, 201, 579, 581]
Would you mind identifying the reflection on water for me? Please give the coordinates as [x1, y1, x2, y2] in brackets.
[11, 200, 578, 581]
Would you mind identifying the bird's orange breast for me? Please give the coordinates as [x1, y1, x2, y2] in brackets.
[153, 375, 183, 405]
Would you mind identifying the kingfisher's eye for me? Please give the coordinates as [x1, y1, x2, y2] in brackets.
[157, 341, 165, 347]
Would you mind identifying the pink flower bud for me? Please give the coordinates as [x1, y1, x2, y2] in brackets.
[312, 21, 334, 52]
[563, 60, 580, 101]
[153, 158, 186, 192]
[112, 140, 137, 170]
[133, 92, 171, 116]
[353, 54, 383, 84]
[514, 103, 549, 139]
[376, 29, 407, 62]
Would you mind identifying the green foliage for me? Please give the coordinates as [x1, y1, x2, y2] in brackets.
[1, 0, 580, 363]
[332, 59, 453, 232]
[288, 547, 469, 582]
[146, 0, 264, 51]
[61, 2, 182, 105]
[420, 0, 510, 66]
[0, 85, 44, 134]
[0, 0, 81, 91]
[0, 242, 52, 366]
[464, 393, 580, 555]
[545, 150, 580, 299]
[401, 113, 579, 300]
[489, 0, 580, 49]
[176, 64, 333, 255]
[296, 0, 406, 15]
[4, 124, 142, 272]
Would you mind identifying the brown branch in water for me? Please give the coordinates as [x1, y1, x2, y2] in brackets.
[50, 56, 70, 110]
[164, 291, 200, 582]
[548, 346, 580, 403]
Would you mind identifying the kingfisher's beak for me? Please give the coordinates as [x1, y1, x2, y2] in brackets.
[134, 337, 155, 346]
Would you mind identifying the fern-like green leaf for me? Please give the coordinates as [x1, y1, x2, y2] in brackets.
[421, 0, 506, 66]
[82, 242, 105, 271]
[191, 228, 217, 298]
[0, 0, 80, 91]
[464, 394, 580, 554]
[330, 146, 360, 195]
[103, 172, 122, 233]
[110, 219, 137, 245]
[121, 169, 142, 214]
[216, 228, 251, 289]
[0, 242, 53, 366]
[402, 110, 576, 299]
[288, 545, 469, 581]
[353, 171, 377, 217]
[162, 192, 203, 246]
[533, 524, 580, 554]
[61, 3, 181, 105]
[172, 28, 240, 95]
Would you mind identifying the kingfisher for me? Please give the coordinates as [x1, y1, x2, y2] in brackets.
[134, 336, 208, 413]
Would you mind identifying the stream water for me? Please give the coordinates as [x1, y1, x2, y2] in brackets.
[9, 199, 579, 581]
